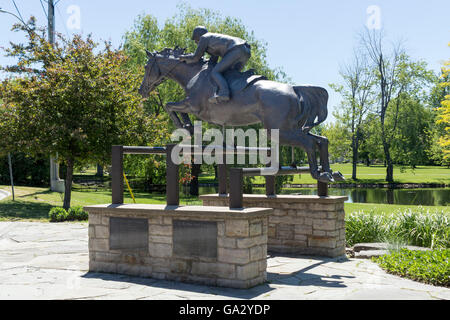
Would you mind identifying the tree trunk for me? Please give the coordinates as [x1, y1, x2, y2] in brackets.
[96, 164, 103, 177]
[386, 158, 394, 183]
[189, 163, 201, 196]
[351, 135, 358, 180]
[63, 158, 74, 210]
[382, 140, 394, 183]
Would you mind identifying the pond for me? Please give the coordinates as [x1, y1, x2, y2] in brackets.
[195, 186, 449, 206]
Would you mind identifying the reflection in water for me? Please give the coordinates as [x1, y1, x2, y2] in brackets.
[197, 186, 449, 206]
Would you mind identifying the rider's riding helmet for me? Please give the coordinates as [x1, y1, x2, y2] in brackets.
[192, 26, 208, 41]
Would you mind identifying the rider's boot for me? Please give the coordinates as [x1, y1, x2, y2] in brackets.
[210, 72, 230, 103]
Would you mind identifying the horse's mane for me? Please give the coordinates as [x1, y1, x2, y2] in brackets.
[154, 46, 206, 65]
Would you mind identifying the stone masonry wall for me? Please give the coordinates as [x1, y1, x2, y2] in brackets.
[86, 204, 271, 289]
[200, 195, 347, 257]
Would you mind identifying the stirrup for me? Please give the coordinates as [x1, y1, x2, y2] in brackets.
[208, 93, 230, 104]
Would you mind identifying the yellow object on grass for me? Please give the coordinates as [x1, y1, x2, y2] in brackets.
[123, 172, 136, 203]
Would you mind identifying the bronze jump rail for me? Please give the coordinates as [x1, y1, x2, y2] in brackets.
[111, 144, 272, 205]
[111, 144, 327, 209]
[229, 166, 329, 209]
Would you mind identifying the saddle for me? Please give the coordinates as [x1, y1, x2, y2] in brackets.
[202, 60, 267, 94]
[223, 69, 267, 93]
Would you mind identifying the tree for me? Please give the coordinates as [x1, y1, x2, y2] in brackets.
[0, 18, 158, 209]
[389, 95, 434, 167]
[321, 121, 352, 163]
[330, 50, 375, 179]
[435, 47, 450, 165]
[360, 29, 434, 182]
[358, 113, 384, 165]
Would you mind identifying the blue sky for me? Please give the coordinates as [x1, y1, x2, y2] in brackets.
[1, 0, 449, 123]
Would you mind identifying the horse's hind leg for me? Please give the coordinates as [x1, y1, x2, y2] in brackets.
[308, 133, 331, 172]
[278, 129, 333, 182]
[309, 132, 345, 181]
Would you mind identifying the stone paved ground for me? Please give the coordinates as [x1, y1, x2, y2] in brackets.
[0, 221, 449, 300]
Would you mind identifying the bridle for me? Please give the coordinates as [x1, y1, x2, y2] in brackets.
[147, 56, 183, 89]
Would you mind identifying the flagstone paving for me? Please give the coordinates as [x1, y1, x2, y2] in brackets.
[0, 221, 449, 300]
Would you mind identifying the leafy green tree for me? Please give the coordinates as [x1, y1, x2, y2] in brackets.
[389, 95, 434, 167]
[0, 18, 157, 209]
[361, 30, 434, 181]
[0, 153, 49, 187]
[358, 113, 384, 165]
[321, 121, 352, 163]
[330, 50, 375, 179]
[435, 50, 450, 164]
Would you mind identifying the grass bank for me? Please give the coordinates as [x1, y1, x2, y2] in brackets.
[199, 164, 450, 186]
[0, 186, 200, 221]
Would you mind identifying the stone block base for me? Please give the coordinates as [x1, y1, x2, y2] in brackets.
[200, 194, 347, 257]
[84, 204, 271, 289]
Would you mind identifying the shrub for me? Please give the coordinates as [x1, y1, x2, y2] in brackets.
[345, 211, 387, 246]
[373, 249, 450, 287]
[67, 206, 88, 221]
[345, 208, 450, 248]
[48, 207, 68, 222]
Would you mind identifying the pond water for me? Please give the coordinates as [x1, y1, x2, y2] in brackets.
[196, 186, 449, 206]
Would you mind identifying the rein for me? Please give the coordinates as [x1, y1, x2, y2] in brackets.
[153, 58, 183, 85]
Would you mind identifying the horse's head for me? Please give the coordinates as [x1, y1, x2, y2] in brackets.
[139, 47, 188, 98]
[139, 50, 164, 98]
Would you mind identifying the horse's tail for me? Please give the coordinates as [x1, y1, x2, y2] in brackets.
[292, 85, 328, 132]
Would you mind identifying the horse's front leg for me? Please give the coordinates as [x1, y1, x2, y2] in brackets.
[166, 100, 194, 134]
[166, 100, 191, 112]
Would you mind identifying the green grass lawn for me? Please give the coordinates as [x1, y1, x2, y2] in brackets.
[1, 185, 448, 221]
[344, 202, 449, 216]
[199, 164, 450, 185]
[0, 185, 201, 221]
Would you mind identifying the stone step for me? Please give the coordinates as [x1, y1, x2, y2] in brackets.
[350, 242, 432, 259]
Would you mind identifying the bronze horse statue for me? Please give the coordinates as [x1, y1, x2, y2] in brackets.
[139, 47, 344, 183]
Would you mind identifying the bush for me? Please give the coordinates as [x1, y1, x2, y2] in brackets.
[49, 206, 88, 222]
[48, 207, 68, 222]
[373, 249, 450, 287]
[67, 206, 88, 221]
[345, 208, 450, 248]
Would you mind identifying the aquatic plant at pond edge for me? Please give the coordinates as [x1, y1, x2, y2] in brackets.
[345, 207, 450, 248]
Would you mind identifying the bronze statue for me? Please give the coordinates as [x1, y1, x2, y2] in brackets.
[139, 46, 344, 183]
[179, 26, 251, 104]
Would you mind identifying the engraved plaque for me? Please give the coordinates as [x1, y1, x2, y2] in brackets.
[173, 220, 217, 258]
[110, 217, 148, 250]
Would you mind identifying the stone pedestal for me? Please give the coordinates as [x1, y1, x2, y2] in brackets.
[84, 204, 271, 289]
[200, 194, 347, 257]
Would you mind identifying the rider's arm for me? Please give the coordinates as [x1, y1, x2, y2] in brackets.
[186, 37, 208, 63]
[209, 55, 219, 64]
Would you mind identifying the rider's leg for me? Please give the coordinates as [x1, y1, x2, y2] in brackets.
[210, 48, 243, 101]
[231, 45, 251, 71]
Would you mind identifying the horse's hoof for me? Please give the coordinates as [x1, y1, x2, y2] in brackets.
[318, 172, 334, 183]
[332, 171, 345, 181]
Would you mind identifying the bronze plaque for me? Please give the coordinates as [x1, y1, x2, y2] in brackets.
[173, 220, 217, 258]
[109, 217, 148, 250]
